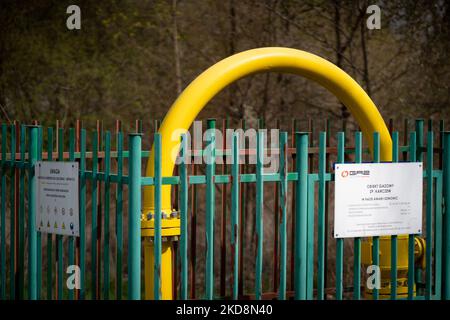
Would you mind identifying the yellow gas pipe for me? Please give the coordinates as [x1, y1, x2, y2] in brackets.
[140, 47, 410, 300]
[361, 234, 426, 298]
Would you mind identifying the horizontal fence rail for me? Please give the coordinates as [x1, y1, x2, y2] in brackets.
[0, 118, 449, 300]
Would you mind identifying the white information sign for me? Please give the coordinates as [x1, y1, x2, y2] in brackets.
[36, 161, 79, 237]
[334, 162, 422, 238]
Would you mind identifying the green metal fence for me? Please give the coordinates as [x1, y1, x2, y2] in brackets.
[0, 119, 449, 300]
[0, 123, 142, 300]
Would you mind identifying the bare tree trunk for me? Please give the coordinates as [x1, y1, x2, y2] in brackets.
[173, 0, 182, 96]
[260, 0, 278, 123]
[228, 0, 239, 117]
[334, 0, 343, 68]
[334, 0, 350, 121]
[360, 12, 372, 96]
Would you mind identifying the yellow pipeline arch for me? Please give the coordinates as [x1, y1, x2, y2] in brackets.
[142, 47, 393, 300]
[143, 47, 392, 214]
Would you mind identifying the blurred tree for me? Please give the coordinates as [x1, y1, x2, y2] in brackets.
[0, 0, 448, 129]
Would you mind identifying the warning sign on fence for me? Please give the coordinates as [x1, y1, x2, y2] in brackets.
[35, 161, 80, 237]
[334, 162, 423, 238]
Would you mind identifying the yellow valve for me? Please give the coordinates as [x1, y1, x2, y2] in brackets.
[142, 47, 393, 300]
[141, 215, 181, 237]
[361, 235, 426, 298]
[415, 237, 426, 270]
[141, 211, 180, 300]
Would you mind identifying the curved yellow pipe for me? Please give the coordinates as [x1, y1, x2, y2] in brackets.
[143, 47, 392, 214]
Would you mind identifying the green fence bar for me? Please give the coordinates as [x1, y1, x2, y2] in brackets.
[415, 120, 425, 295]
[231, 133, 240, 300]
[68, 128, 75, 300]
[323, 121, 330, 292]
[0, 118, 448, 301]
[46, 127, 53, 300]
[408, 131, 417, 299]
[0, 124, 6, 299]
[238, 120, 246, 297]
[80, 129, 86, 299]
[391, 132, 399, 300]
[18, 125, 25, 299]
[10, 124, 15, 299]
[416, 119, 424, 162]
[103, 131, 111, 299]
[27, 126, 39, 299]
[443, 132, 450, 300]
[353, 131, 362, 300]
[425, 131, 434, 299]
[115, 130, 123, 299]
[179, 134, 188, 299]
[219, 118, 229, 298]
[128, 133, 142, 300]
[205, 119, 216, 300]
[255, 130, 264, 300]
[372, 132, 380, 300]
[306, 171, 315, 299]
[317, 132, 326, 300]
[190, 123, 199, 300]
[273, 121, 280, 296]
[278, 132, 288, 300]
[97, 126, 103, 299]
[289, 120, 298, 293]
[335, 132, 345, 300]
[153, 133, 162, 300]
[295, 132, 308, 300]
[36, 126, 43, 299]
[91, 131, 98, 299]
[435, 163, 443, 299]
[57, 128, 64, 299]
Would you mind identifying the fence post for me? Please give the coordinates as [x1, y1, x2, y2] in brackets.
[231, 132, 240, 300]
[28, 125, 39, 300]
[415, 119, 424, 162]
[278, 132, 288, 300]
[443, 132, 450, 300]
[295, 132, 308, 300]
[205, 118, 216, 300]
[0, 125, 6, 299]
[128, 133, 142, 300]
[255, 130, 264, 300]
[153, 133, 162, 300]
[179, 133, 188, 299]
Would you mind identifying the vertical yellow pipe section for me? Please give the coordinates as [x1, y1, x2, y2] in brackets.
[144, 240, 173, 300]
[142, 47, 393, 300]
